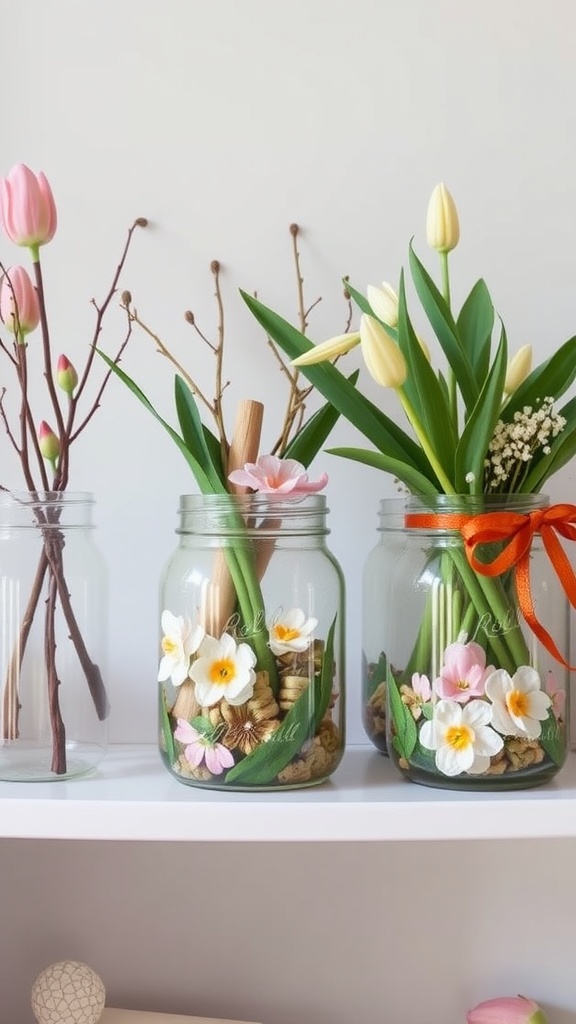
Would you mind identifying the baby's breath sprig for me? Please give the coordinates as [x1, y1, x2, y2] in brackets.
[484, 398, 567, 493]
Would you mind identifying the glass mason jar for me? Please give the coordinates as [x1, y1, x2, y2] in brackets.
[363, 494, 570, 790]
[0, 491, 109, 781]
[158, 493, 345, 790]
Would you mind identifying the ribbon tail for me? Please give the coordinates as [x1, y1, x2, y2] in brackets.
[515, 555, 575, 671]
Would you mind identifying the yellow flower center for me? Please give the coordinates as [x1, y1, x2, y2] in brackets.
[456, 679, 469, 691]
[162, 637, 177, 655]
[209, 658, 236, 685]
[274, 625, 301, 642]
[445, 724, 474, 751]
[506, 688, 530, 718]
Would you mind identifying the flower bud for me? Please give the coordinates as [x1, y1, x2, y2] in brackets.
[56, 354, 79, 395]
[0, 266, 40, 337]
[0, 163, 57, 249]
[360, 314, 407, 388]
[426, 182, 460, 253]
[504, 344, 532, 395]
[467, 996, 547, 1024]
[38, 421, 60, 464]
[366, 282, 399, 327]
[292, 332, 361, 367]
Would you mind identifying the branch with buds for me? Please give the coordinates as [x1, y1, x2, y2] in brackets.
[0, 163, 146, 772]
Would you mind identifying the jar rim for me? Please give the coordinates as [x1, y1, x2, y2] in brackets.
[0, 489, 95, 508]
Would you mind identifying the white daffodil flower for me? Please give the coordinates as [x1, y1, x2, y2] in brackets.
[190, 632, 256, 707]
[157, 610, 204, 687]
[420, 698, 503, 776]
[485, 666, 551, 739]
[268, 607, 318, 655]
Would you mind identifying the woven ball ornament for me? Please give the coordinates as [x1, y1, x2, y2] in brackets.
[31, 960, 106, 1024]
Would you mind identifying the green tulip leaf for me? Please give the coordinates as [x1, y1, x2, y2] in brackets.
[312, 616, 337, 733]
[454, 324, 508, 492]
[397, 269, 456, 479]
[241, 290, 435, 479]
[328, 446, 439, 495]
[174, 375, 225, 490]
[539, 711, 565, 766]
[387, 666, 417, 760]
[98, 352, 219, 494]
[409, 243, 479, 412]
[160, 689, 176, 763]
[456, 278, 495, 384]
[224, 681, 315, 786]
[503, 335, 576, 417]
[285, 371, 360, 466]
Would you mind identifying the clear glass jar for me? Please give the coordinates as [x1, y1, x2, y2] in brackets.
[363, 494, 570, 790]
[0, 491, 109, 780]
[158, 493, 345, 790]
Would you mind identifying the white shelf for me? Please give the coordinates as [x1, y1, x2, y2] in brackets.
[0, 744, 576, 842]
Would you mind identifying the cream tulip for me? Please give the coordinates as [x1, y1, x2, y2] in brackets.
[360, 314, 407, 388]
[366, 282, 399, 327]
[504, 344, 532, 395]
[291, 331, 360, 366]
[426, 182, 460, 253]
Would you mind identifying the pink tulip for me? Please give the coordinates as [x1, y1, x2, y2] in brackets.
[56, 354, 79, 395]
[38, 421, 60, 464]
[228, 454, 328, 495]
[0, 266, 40, 336]
[0, 163, 57, 249]
[467, 996, 547, 1024]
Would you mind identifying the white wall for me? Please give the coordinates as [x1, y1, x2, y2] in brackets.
[3, 2, 576, 1020]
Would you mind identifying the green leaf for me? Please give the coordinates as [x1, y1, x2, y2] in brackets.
[409, 243, 479, 411]
[387, 665, 417, 760]
[174, 376, 224, 490]
[224, 682, 315, 786]
[520, 399, 576, 491]
[328, 446, 439, 495]
[160, 689, 176, 763]
[285, 371, 360, 466]
[313, 617, 338, 733]
[503, 335, 576, 417]
[456, 279, 495, 383]
[345, 279, 374, 318]
[397, 269, 456, 478]
[241, 291, 436, 481]
[539, 710, 565, 766]
[454, 324, 508, 492]
[98, 352, 220, 494]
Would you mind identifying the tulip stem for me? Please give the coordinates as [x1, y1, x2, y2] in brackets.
[397, 387, 456, 493]
[440, 250, 458, 432]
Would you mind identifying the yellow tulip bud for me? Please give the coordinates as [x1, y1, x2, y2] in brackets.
[504, 344, 532, 395]
[366, 282, 399, 327]
[291, 331, 361, 367]
[360, 314, 407, 388]
[426, 183, 460, 253]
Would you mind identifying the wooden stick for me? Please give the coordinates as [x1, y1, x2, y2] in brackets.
[200, 400, 263, 638]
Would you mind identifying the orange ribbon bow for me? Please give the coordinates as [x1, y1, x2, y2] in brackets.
[407, 504, 576, 669]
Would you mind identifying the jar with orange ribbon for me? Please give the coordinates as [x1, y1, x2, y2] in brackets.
[363, 493, 571, 790]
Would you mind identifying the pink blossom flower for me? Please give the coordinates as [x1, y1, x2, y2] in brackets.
[0, 266, 40, 336]
[411, 672, 431, 702]
[545, 670, 566, 721]
[0, 163, 57, 249]
[174, 718, 234, 775]
[467, 997, 547, 1024]
[228, 454, 328, 495]
[434, 641, 494, 703]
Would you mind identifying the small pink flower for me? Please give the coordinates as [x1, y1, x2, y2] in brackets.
[411, 672, 431, 702]
[228, 454, 328, 495]
[0, 266, 40, 336]
[544, 670, 566, 721]
[434, 641, 494, 703]
[0, 163, 57, 248]
[174, 719, 234, 775]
